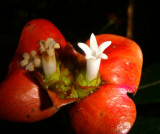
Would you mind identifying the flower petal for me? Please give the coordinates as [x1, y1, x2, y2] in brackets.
[97, 53, 108, 59]
[98, 41, 111, 56]
[90, 33, 98, 52]
[78, 42, 92, 57]
[86, 55, 96, 60]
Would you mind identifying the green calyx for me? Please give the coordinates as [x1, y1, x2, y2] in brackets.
[43, 61, 61, 88]
[76, 70, 101, 98]
[42, 61, 101, 99]
[39, 44, 101, 100]
[43, 61, 78, 99]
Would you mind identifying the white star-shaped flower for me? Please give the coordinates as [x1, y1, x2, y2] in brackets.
[20, 50, 41, 71]
[78, 33, 111, 81]
[78, 33, 111, 60]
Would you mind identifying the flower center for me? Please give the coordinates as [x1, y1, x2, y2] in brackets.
[20, 34, 111, 99]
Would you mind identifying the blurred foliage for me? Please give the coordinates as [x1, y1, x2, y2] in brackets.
[130, 63, 160, 133]
[133, 63, 160, 104]
[0, 0, 160, 134]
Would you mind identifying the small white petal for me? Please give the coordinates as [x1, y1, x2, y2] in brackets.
[97, 53, 108, 59]
[22, 52, 30, 59]
[78, 42, 92, 57]
[54, 43, 60, 49]
[98, 41, 111, 56]
[20, 60, 28, 67]
[26, 62, 34, 71]
[33, 56, 41, 67]
[85, 55, 96, 60]
[90, 33, 98, 52]
[47, 38, 55, 44]
[30, 50, 36, 57]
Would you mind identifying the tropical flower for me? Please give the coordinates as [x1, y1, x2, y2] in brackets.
[20, 50, 41, 71]
[78, 33, 111, 81]
[39, 38, 60, 78]
[20, 38, 60, 78]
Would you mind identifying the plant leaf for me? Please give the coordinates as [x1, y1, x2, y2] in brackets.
[133, 63, 160, 104]
[129, 117, 160, 134]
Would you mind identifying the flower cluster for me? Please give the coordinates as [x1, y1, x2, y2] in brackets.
[20, 38, 60, 78]
[20, 34, 111, 82]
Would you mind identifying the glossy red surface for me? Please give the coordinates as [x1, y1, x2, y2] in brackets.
[0, 19, 70, 122]
[69, 34, 143, 134]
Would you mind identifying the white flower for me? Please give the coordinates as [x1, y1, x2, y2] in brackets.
[78, 33, 111, 81]
[20, 38, 60, 78]
[20, 50, 41, 71]
[39, 38, 60, 78]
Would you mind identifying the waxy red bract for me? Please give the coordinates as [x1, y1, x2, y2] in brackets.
[0, 19, 76, 122]
[69, 34, 143, 134]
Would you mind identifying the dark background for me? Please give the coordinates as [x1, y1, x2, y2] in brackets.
[0, 0, 159, 133]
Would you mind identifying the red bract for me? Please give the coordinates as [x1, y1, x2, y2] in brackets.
[0, 18, 143, 134]
[0, 19, 76, 122]
[9, 19, 66, 72]
[69, 34, 143, 134]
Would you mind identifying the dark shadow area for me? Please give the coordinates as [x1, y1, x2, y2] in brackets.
[0, 107, 75, 134]
[30, 72, 54, 110]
